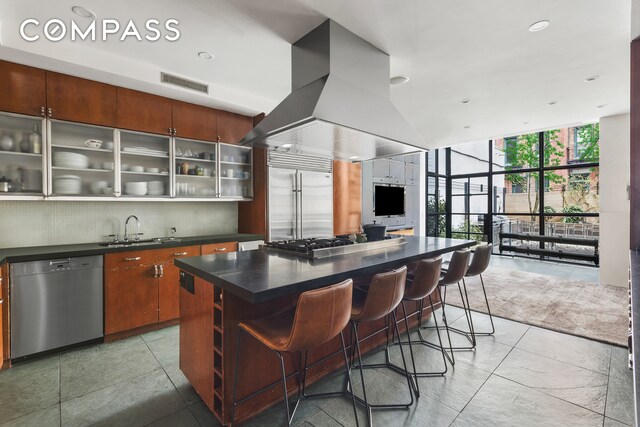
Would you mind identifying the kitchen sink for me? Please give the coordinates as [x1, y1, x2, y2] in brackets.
[99, 237, 183, 248]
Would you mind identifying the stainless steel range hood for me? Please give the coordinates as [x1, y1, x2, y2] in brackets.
[239, 20, 425, 161]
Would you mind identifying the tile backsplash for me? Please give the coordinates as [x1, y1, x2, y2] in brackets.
[0, 201, 238, 248]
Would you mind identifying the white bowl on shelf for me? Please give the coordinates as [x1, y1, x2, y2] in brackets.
[102, 187, 113, 195]
[130, 165, 144, 172]
[124, 181, 148, 196]
[84, 139, 103, 149]
[121, 164, 129, 171]
[89, 180, 108, 194]
[146, 167, 160, 173]
[102, 162, 114, 170]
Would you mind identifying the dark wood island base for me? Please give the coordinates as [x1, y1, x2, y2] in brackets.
[176, 237, 473, 425]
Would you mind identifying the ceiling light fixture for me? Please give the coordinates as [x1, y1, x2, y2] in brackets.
[547, 101, 558, 106]
[197, 51, 214, 60]
[529, 20, 550, 32]
[460, 99, 471, 104]
[281, 143, 292, 148]
[523, 121, 530, 124]
[585, 75, 599, 82]
[463, 125, 471, 129]
[596, 104, 607, 109]
[390, 75, 410, 86]
[71, 6, 95, 19]
[349, 155, 359, 160]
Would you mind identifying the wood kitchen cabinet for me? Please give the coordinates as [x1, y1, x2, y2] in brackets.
[157, 245, 200, 322]
[116, 88, 173, 135]
[46, 72, 117, 127]
[105, 263, 158, 335]
[172, 101, 218, 141]
[201, 242, 238, 255]
[333, 160, 362, 235]
[217, 110, 253, 144]
[0, 267, 4, 369]
[105, 249, 158, 334]
[105, 244, 220, 335]
[0, 60, 46, 117]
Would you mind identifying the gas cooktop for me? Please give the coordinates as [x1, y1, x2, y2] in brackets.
[262, 236, 405, 259]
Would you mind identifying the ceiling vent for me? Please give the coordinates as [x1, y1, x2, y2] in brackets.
[160, 72, 209, 94]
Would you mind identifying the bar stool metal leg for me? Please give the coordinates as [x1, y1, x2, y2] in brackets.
[419, 287, 456, 366]
[472, 273, 496, 335]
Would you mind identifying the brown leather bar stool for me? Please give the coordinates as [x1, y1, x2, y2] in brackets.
[349, 266, 415, 427]
[463, 243, 495, 335]
[423, 249, 473, 359]
[231, 279, 358, 427]
[389, 256, 452, 387]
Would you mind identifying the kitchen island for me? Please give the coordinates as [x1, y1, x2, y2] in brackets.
[175, 236, 474, 424]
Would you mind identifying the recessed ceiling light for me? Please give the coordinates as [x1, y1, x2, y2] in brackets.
[390, 75, 410, 86]
[529, 20, 550, 32]
[197, 51, 214, 60]
[460, 99, 471, 104]
[71, 6, 95, 19]
[547, 101, 558, 106]
[281, 143, 292, 148]
[463, 125, 471, 129]
[585, 75, 599, 82]
[523, 121, 530, 124]
[349, 155, 359, 160]
[596, 104, 607, 109]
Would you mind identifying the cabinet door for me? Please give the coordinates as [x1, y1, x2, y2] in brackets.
[0, 60, 46, 116]
[46, 72, 117, 126]
[158, 245, 200, 322]
[405, 163, 419, 185]
[372, 159, 390, 182]
[217, 110, 253, 144]
[201, 242, 238, 255]
[172, 101, 217, 141]
[105, 265, 158, 334]
[389, 161, 405, 184]
[116, 88, 172, 135]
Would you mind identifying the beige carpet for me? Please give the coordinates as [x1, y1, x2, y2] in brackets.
[444, 267, 628, 347]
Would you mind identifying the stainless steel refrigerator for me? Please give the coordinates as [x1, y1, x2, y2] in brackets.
[268, 167, 333, 241]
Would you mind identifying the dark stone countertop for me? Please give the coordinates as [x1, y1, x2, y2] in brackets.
[628, 251, 640, 427]
[175, 236, 474, 303]
[0, 233, 264, 264]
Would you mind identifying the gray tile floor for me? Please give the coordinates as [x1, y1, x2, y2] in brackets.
[0, 303, 632, 427]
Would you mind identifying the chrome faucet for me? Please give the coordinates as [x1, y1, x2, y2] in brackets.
[124, 215, 141, 242]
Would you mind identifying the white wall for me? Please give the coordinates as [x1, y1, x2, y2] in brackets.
[599, 113, 630, 287]
[0, 201, 238, 248]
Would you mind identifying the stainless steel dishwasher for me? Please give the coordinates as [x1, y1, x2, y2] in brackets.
[10, 255, 103, 359]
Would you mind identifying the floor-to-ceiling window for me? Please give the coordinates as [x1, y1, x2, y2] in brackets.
[426, 123, 600, 265]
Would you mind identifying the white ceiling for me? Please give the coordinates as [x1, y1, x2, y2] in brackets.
[0, 0, 631, 149]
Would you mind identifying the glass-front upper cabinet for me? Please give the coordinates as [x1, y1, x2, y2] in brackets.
[219, 143, 252, 199]
[119, 130, 171, 198]
[0, 112, 45, 196]
[48, 120, 116, 197]
[174, 137, 217, 198]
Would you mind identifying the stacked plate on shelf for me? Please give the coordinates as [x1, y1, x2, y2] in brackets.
[147, 181, 165, 196]
[122, 147, 169, 157]
[124, 181, 147, 196]
[53, 175, 82, 194]
[53, 152, 89, 169]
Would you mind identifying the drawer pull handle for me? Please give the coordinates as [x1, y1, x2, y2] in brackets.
[215, 248, 227, 252]
[153, 264, 159, 278]
[125, 257, 141, 261]
[174, 252, 188, 256]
